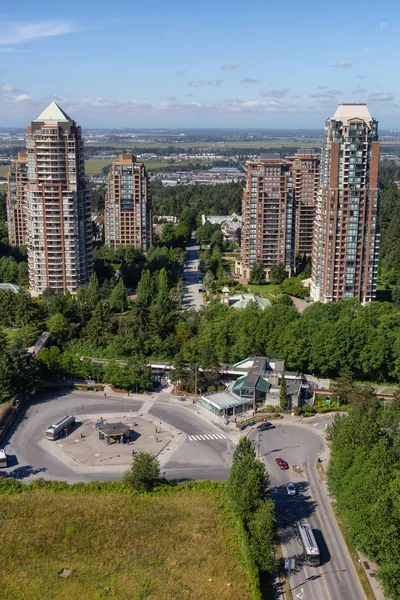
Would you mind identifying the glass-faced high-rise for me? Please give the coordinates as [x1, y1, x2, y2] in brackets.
[310, 104, 380, 303]
[26, 102, 93, 293]
[105, 154, 151, 250]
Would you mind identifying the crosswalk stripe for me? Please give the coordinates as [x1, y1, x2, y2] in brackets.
[139, 401, 153, 414]
[187, 432, 228, 442]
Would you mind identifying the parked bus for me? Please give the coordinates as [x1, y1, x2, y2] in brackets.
[0, 449, 7, 468]
[46, 415, 76, 440]
[297, 520, 320, 566]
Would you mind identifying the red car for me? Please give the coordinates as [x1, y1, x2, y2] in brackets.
[276, 457, 289, 470]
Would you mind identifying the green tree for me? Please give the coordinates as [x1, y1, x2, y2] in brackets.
[47, 313, 71, 347]
[109, 277, 127, 312]
[124, 452, 160, 492]
[269, 263, 288, 285]
[232, 436, 256, 461]
[331, 369, 356, 405]
[227, 454, 269, 521]
[280, 374, 288, 411]
[248, 500, 276, 572]
[249, 262, 265, 285]
[87, 272, 101, 306]
[85, 302, 110, 347]
[136, 269, 155, 307]
[157, 267, 170, 312]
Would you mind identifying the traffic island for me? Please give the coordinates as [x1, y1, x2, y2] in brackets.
[56, 416, 173, 467]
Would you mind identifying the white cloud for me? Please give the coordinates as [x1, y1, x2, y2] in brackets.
[222, 63, 239, 70]
[188, 80, 222, 87]
[351, 88, 367, 94]
[241, 77, 261, 84]
[259, 88, 290, 98]
[368, 92, 395, 103]
[327, 89, 343, 95]
[357, 75, 371, 79]
[176, 70, 186, 76]
[380, 21, 387, 28]
[317, 85, 328, 90]
[309, 94, 335, 103]
[330, 61, 352, 68]
[0, 20, 79, 46]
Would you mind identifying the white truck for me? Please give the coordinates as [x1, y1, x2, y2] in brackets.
[0, 449, 8, 468]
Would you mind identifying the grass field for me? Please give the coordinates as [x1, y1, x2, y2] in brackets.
[84, 158, 113, 175]
[247, 283, 280, 296]
[0, 164, 9, 179]
[1, 486, 251, 600]
[2, 329, 20, 341]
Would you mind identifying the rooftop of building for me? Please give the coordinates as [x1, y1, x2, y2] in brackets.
[34, 101, 72, 124]
[0, 283, 20, 293]
[331, 103, 374, 125]
[228, 293, 271, 311]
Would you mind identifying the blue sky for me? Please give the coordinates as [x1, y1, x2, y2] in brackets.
[0, 0, 399, 128]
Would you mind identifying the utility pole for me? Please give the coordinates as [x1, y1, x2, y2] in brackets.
[194, 362, 198, 397]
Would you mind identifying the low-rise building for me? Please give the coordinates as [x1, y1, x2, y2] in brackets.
[221, 287, 271, 310]
[200, 356, 309, 420]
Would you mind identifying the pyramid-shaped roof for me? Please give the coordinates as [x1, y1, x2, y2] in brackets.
[34, 101, 71, 124]
[332, 103, 373, 125]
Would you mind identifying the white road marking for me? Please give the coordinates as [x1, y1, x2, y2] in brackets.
[188, 433, 227, 442]
[312, 423, 319, 427]
[139, 402, 153, 414]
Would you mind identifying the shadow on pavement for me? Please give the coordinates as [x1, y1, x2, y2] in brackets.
[269, 480, 317, 545]
[0, 465, 48, 480]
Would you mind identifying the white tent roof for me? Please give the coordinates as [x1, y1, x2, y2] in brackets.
[34, 101, 71, 124]
[332, 104, 373, 125]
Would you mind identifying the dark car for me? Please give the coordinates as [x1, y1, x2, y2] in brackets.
[257, 421, 273, 432]
[275, 457, 289, 470]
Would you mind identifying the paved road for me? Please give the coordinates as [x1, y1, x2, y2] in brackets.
[249, 423, 365, 600]
[2, 391, 233, 483]
[182, 236, 204, 311]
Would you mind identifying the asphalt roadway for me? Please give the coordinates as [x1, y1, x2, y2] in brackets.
[2, 391, 235, 483]
[182, 236, 204, 310]
[249, 417, 365, 600]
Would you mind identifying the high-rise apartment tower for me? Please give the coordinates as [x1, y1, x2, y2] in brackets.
[105, 154, 151, 250]
[26, 102, 93, 293]
[290, 152, 320, 258]
[7, 152, 28, 246]
[310, 104, 380, 303]
[237, 152, 319, 282]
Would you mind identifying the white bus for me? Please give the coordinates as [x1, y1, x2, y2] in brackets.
[0, 449, 7, 468]
[46, 415, 76, 441]
[297, 520, 320, 566]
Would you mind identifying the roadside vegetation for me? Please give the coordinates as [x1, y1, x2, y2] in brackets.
[327, 387, 400, 599]
[227, 436, 276, 598]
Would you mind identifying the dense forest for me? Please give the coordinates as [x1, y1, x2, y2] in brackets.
[378, 163, 400, 289]
[150, 180, 244, 224]
[328, 389, 400, 599]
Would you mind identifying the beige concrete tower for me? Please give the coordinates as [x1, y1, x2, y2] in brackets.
[311, 104, 380, 303]
[26, 102, 93, 293]
[105, 153, 151, 250]
[7, 151, 28, 246]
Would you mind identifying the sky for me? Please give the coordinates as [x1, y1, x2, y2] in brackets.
[0, 0, 399, 129]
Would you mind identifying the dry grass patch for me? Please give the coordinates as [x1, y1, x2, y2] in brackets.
[0, 487, 251, 600]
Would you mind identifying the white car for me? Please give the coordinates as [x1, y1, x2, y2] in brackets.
[286, 482, 296, 496]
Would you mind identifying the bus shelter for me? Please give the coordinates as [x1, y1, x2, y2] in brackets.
[98, 422, 130, 445]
